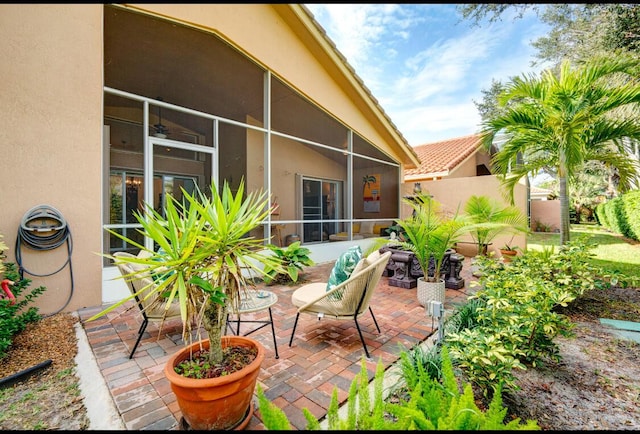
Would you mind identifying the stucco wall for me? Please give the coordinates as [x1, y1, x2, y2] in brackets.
[530, 200, 561, 232]
[448, 156, 476, 178]
[0, 5, 104, 313]
[402, 175, 528, 258]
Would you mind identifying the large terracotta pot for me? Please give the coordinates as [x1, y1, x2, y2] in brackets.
[164, 336, 265, 430]
[417, 277, 445, 309]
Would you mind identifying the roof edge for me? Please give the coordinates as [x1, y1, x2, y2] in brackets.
[282, 4, 420, 169]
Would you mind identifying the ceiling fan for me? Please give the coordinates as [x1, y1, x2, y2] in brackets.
[152, 96, 168, 138]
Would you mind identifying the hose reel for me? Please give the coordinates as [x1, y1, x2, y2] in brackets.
[15, 205, 74, 316]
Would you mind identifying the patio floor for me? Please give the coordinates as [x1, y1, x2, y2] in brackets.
[77, 255, 480, 430]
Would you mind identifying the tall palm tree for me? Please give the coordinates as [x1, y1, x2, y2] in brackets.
[480, 55, 640, 244]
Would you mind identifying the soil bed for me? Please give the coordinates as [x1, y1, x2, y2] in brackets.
[502, 286, 640, 430]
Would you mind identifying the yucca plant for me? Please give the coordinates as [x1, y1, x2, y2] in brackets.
[88, 179, 284, 365]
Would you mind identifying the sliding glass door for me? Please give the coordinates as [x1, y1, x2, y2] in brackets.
[302, 177, 340, 243]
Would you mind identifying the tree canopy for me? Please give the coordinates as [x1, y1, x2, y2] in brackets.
[479, 55, 640, 244]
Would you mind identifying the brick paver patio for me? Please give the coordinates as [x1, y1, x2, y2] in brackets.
[78, 256, 479, 430]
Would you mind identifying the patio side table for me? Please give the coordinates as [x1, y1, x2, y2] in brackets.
[226, 290, 279, 359]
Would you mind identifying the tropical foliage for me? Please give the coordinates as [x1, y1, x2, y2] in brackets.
[89, 180, 284, 365]
[462, 195, 529, 255]
[394, 194, 467, 281]
[263, 241, 314, 284]
[479, 55, 640, 245]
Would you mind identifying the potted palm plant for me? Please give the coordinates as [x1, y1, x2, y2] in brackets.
[88, 179, 284, 430]
[394, 194, 468, 309]
[462, 195, 529, 257]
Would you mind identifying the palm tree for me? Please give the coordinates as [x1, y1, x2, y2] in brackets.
[480, 55, 640, 244]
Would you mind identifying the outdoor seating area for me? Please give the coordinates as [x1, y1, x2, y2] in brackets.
[78, 254, 478, 430]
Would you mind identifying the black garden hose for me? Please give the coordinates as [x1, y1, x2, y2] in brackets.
[14, 205, 74, 317]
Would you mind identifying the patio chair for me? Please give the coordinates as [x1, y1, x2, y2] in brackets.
[288, 250, 392, 358]
[112, 251, 182, 358]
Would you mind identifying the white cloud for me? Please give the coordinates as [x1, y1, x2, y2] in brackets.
[393, 103, 481, 145]
[305, 4, 551, 146]
[306, 4, 400, 72]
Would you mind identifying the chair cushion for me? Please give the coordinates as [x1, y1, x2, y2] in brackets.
[360, 221, 375, 234]
[364, 249, 381, 264]
[329, 233, 363, 241]
[373, 223, 386, 235]
[348, 250, 380, 279]
[326, 245, 362, 295]
[291, 282, 327, 309]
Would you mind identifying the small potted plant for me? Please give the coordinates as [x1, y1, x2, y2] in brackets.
[88, 179, 284, 430]
[262, 241, 315, 285]
[499, 238, 520, 263]
[462, 195, 528, 257]
[394, 194, 468, 309]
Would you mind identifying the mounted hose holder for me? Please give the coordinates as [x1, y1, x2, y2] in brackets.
[15, 205, 74, 316]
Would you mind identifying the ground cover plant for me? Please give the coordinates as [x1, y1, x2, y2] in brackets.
[256, 348, 539, 430]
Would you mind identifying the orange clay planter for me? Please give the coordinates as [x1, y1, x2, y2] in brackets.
[164, 336, 265, 430]
[500, 249, 518, 263]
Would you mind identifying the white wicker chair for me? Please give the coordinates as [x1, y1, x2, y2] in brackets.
[288, 250, 392, 358]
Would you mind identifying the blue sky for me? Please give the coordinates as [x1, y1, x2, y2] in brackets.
[305, 4, 552, 147]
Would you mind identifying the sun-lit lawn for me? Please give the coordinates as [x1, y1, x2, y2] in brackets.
[526, 223, 640, 280]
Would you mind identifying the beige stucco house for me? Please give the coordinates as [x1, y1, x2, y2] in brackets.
[402, 134, 529, 257]
[0, 4, 422, 314]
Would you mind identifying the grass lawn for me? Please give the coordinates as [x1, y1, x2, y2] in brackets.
[526, 223, 640, 280]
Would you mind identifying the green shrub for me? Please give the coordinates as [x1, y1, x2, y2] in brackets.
[447, 238, 611, 394]
[594, 201, 607, 227]
[605, 197, 622, 234]
[622, 190, 640, 241]
[594, 191, 640, 242]
[262, 241, 314, 284]
[0, 262, 46, 359]
[613, 196, 632, 239]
